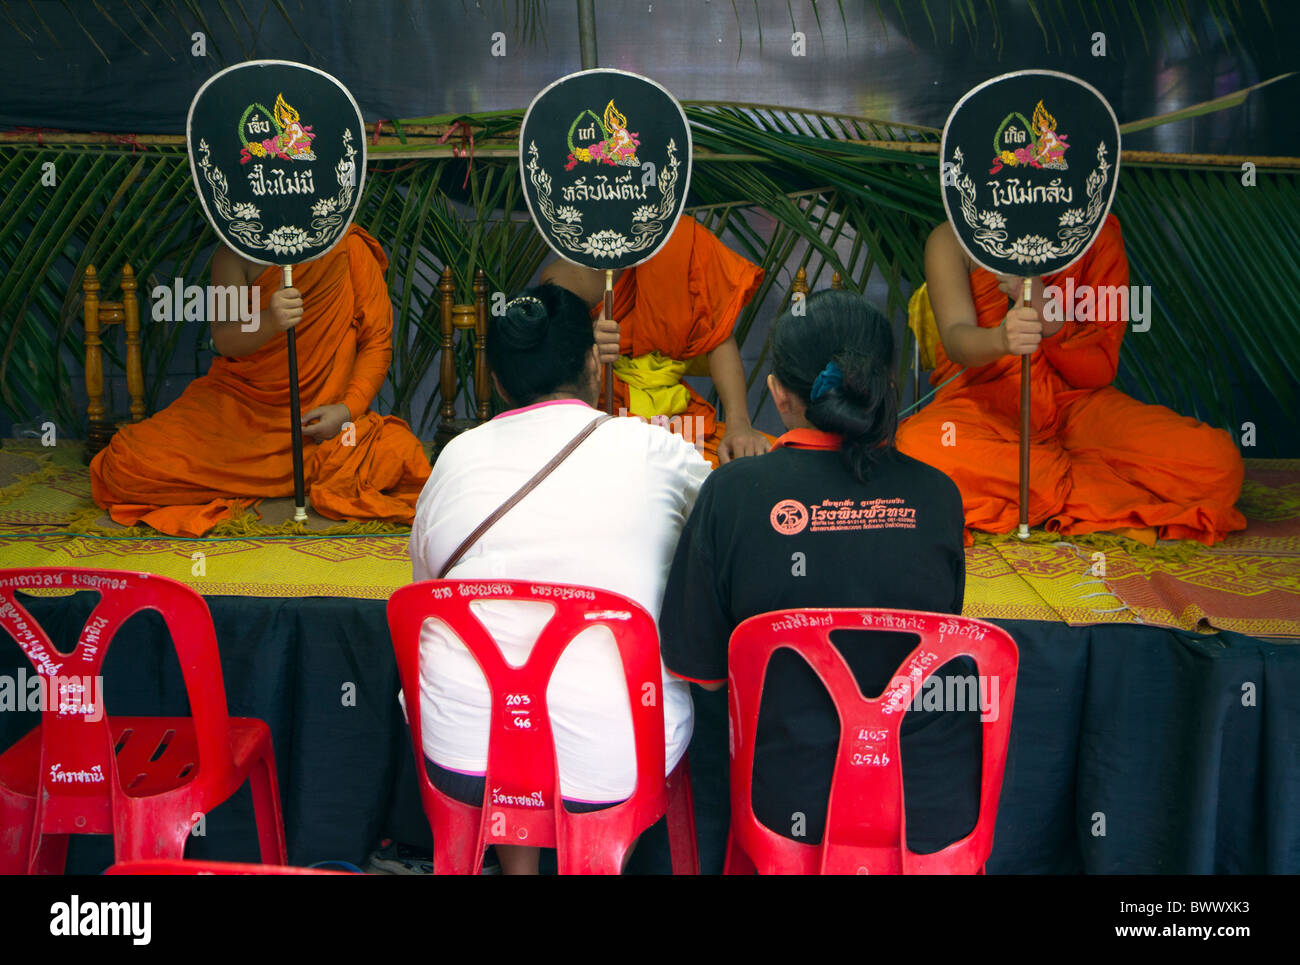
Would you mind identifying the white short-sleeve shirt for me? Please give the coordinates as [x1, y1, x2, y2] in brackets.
[407, 398, 711, 802]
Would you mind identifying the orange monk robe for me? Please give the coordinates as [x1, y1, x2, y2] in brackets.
[90, 226, 431, 537]
[896, 215, 1246, 545]
[594, 218, 765, 467]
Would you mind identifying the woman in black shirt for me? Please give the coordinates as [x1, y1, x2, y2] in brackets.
[659, 289, 980, 853]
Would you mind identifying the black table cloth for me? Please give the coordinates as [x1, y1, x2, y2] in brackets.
[2, 593, 1296, 873]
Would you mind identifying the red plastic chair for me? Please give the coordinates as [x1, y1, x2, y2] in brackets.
[723, 608, 1018, 874]
[387, 580, 699, 874]
[107, 859, 345, 875]
[0, 567, 287, 873]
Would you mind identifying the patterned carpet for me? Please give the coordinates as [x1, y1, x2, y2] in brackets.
[0, 440, 412, 598]
[1095, 459, 1300, 637]
[961, 458, 1300, 637]
[1, 440, 1297, 636]
[961, 538, 1122, 625]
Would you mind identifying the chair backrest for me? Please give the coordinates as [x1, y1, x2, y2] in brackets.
[0, 568, 236, 836]
[727, 608, 1018, 874]
[432, 266, 491, 462]
[83, 264, 144, 459]
[387, 580, 668, 869]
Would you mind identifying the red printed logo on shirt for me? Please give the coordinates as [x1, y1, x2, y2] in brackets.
[809, 497, 917, 531]
[770, 499, 809, 535]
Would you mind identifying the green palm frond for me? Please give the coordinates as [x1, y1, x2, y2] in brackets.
[1113, 166, 1298, 424]
[0, 144, 214, 432]
[1119, 73, 1296, 136]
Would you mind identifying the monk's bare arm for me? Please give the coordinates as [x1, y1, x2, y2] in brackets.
[709, 336, 769, 462]
[538, 259, 623, 309]
[707, 337, 751, 427]
[925, 224, 1012, 368]
[210, 248, 299, 357]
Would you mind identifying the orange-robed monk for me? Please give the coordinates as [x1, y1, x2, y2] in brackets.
[895, 214, 1246, 545]
[90, 225, 431, 537]
[541, 217, 770, 467]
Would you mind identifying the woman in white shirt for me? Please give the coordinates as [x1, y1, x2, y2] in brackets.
[408, 282, 710, 874]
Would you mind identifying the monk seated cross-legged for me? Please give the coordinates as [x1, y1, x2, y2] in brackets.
[541, 217, 772, 467]
[90, 225, 431, 537]
[895, 214, 1246, 546]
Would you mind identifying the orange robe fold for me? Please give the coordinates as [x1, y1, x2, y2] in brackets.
[594, 217, 765, 466]
[90, 225, 431, 536]
[896, 215, 1246, 545]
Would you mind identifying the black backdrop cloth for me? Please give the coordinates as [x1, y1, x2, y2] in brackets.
[2, 1, 1297, 159]
[1, 594, 1296, 874]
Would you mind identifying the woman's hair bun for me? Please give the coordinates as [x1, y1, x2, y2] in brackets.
[486, 284, 595, 407]
[835, 350, 885, 405]
[497, 296, 549, 351]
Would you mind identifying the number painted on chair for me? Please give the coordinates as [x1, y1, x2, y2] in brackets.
[504, 693, 535, 730]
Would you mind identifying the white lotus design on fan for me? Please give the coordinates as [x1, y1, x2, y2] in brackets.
[267, 226, 310, 255]
[580, 229, 632, 259]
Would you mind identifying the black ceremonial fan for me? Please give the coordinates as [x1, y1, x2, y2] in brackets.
[186, 60, 367, 521]
[519, 68, 692, 272]
[940, 70, 1120, 278]
[187, 59, 366, 266]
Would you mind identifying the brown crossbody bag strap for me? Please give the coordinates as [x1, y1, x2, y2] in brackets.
[436, 414, 614, 579]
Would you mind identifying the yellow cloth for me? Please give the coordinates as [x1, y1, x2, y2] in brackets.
[907, 283, 942, 371]
[612, 350, 690, 419]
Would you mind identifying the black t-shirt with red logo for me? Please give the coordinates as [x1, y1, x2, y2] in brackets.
[659, 429, 980, 853]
